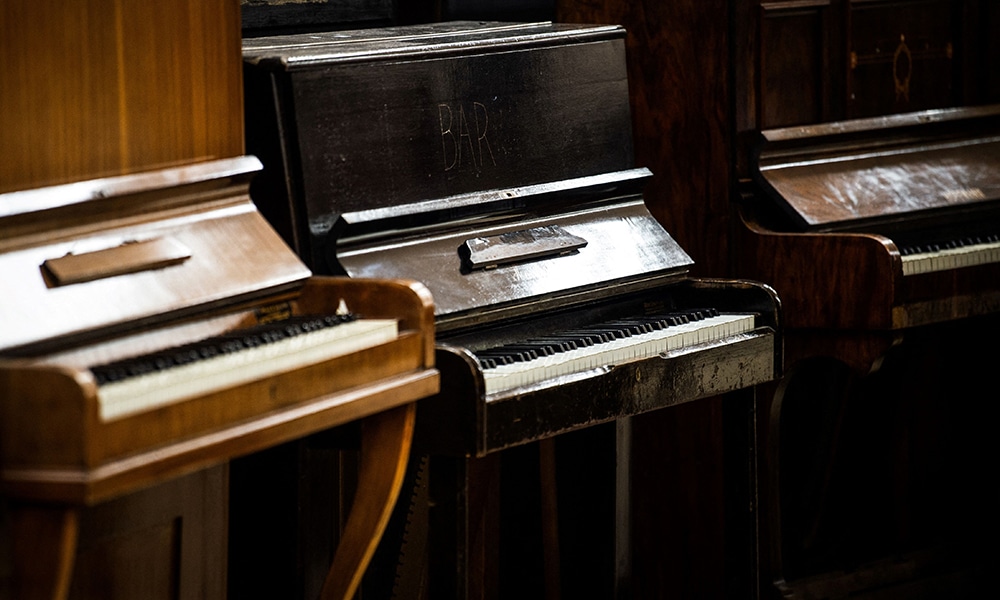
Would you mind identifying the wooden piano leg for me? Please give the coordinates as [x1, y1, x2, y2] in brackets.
[320, 402, 416, 600]
[538, 437, 562, 600]
[9, 504, 80, 600]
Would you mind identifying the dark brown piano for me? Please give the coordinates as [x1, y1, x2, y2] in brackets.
[740, 104, 1000, 367]
[737, 105, 1000, 596]
[0, 156, 438, 600]
[241, 21, 782, 598]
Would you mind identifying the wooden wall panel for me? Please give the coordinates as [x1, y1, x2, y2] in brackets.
[848, 0, 961, 118]
[0, 0, 244, 194]
[556, 0, 734, 279]
[760, 2, 838, 127]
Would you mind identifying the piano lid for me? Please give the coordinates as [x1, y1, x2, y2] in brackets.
[753, 104, 1000, 231]
[241, 20, 625, 69]
[0, 156, 311, 356]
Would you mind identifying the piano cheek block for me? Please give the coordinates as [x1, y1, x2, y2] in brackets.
[42, 237, 192, 286]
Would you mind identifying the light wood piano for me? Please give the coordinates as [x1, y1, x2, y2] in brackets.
[0, 156, 439, 599]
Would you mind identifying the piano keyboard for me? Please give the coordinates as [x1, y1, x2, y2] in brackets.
[93, 314, 399, 421]
[899, 234, 1000, 276]
[476, 309, 756, 395]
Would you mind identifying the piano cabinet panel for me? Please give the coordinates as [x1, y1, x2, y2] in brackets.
[894, 263, 1000, 328]
[759, 0, 839, 128]
[783, 329, 901, 375]
[0, 275, 438, 504]
[737, 204, 900, 330]
[848, 0, 962, 119]
[1, 464, 227, 600]
[0, 0, 245, 195]
[0, 334, 428, 504]
[738, 203, 1000, 332]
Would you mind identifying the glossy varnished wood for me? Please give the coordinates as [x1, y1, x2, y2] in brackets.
[0, 158, 310, 355]
[0, 160, 440, 598]
[320, 403, 415, 600]
[0, 0, 244, 194]
[739, 105, 1000, 333]
[242, 20, 782, 599]
[0, 276, 437, 505]
[552, 5, 765, 598]
[242, 22, 636, 271]
[737, 204, 900, 330]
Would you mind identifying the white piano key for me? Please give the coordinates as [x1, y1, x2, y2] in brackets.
[901, 239, 1000, 276]
[97, 318, 399, 421]
[482, 313, 755, 395]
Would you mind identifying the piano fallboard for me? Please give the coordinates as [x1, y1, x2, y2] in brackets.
[336, 191, 694, 331]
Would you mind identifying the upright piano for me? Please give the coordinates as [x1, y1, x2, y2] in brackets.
[740, 104, 1000, 367]
[0, 156, 438, 600]
[242, 21, 782, 598]
[737, 105, 1000, 596]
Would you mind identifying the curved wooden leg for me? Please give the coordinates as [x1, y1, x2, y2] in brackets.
[320, 402, 416, 600]
[10, 504, 79, 600]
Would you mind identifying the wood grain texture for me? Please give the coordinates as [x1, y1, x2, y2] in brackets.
[552, 5, 749, 598]
[0, 0, 244, 194]
[556, 0, 735, 278]
[0, 276, 438, 504]
[320, 403, 415, 600]
[7, 505, 79, 600]
[736, 204, 900, 329]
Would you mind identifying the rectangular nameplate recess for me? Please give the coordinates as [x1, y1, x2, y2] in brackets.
[42, 238, 192, 286]
[460, 225, 588, 270]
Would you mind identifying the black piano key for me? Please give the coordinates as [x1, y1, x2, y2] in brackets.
[898, 231, 1000, 257]
[91, 313, 357, 386]
[476, 348, 539, 362]
[525, 338, 579, 352]
[474, 309, 727, 371]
